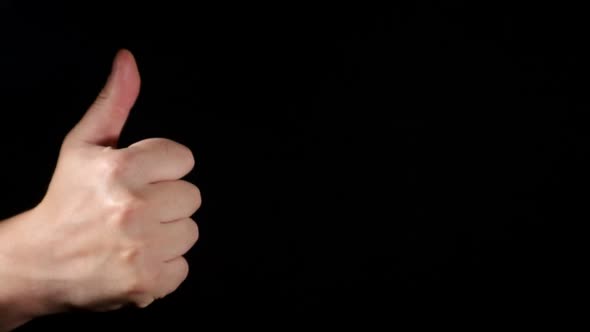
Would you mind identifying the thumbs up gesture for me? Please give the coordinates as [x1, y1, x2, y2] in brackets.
[1, 49, 201, 315]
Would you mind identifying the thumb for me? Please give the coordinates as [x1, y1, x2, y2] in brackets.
[65, 49, 140, 148]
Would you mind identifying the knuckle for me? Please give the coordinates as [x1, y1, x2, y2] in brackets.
[184, 147, 196, 171]
[136, 297, 155, 309]
[162, 139, 194, 170]
[109, 194, 145, 227]
[177, 257, 190, 281]
[183, 181, 202, 211]
[123, 267, 155, 299]
[168, 141, 195, 169]
[125, 277, 149, 298]
[132, 137, 195, 172]
[101, 152, 134, 179]
[158, 259, 189, 299]
[157, 138, 179, 153]
[119, 243, 144, 265]
[122, 269, 147, 295]
[186, 218, 200, 245]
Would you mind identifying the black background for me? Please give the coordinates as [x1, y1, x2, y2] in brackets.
[1, 0, 587, 328]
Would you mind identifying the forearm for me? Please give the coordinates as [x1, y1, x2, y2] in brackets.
[0, 275, 37, 331]
[0, 209, 53, 331]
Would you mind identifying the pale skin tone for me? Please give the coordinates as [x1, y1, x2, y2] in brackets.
[0, 49, 201, 331]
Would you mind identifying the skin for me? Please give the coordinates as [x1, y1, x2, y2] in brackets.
[0, 49, 201, 331]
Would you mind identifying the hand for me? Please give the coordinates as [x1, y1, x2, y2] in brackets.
[0, 49, 201, 315]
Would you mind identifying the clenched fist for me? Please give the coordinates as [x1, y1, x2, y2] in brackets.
[0, 49, 201, 324]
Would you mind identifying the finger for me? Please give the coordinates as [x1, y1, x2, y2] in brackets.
[155, 256, 190, 299]
[64, 49, 140, 148]
[124, 138, 195, 185]
[151, 218, 199, 262]
[138, 180, 201, 222]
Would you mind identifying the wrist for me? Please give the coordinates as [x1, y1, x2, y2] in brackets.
[0, 207, 64, 329]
